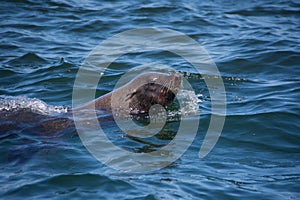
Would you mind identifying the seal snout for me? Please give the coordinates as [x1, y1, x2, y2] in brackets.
[169, 72, 182, 93]
[173, 72, 181, 80]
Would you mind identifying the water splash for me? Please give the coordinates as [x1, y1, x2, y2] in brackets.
[166, 89, 202, 122]
[0, 95, 69, 115]
[177, 89, 201, 115]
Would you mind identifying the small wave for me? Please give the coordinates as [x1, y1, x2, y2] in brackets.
[4, 53, 49, 74]
[6, 52, 48, 66]
[0, 95, 69, 115]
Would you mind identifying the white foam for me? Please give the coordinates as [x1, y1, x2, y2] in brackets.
[166, 89, 201, 118]
[179, 90, 201, 115]
[0, 95, 69, 115]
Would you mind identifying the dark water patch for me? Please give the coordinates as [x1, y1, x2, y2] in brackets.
[226, 4, 300, 17]
[70, 19, 116, 33]
[221, 111, 300, 154]
[3, 173, 135, 199]
[0, 44, 20, 53]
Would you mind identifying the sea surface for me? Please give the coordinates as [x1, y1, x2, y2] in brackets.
[0, 0, 300, 199]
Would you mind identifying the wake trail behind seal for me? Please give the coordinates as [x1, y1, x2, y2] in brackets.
[0, 95, 69, 115]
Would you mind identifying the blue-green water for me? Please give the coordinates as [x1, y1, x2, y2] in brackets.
[1, 0, 300, 199]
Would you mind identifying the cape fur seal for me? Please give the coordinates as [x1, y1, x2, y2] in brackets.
[0, 72, 182, 135]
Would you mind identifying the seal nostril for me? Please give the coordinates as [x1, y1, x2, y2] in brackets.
[174, 73, 181, 81]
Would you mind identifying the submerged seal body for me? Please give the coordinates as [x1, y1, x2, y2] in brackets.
[75, 72, 182, 115]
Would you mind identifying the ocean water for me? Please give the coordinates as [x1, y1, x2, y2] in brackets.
[0, 0, 300, 199]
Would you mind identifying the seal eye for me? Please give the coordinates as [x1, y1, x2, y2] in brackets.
[126, 91, 137, 100]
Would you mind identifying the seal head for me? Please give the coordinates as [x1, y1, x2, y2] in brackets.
[76, 72, 182, 116]
[127, 73, 180, 114]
